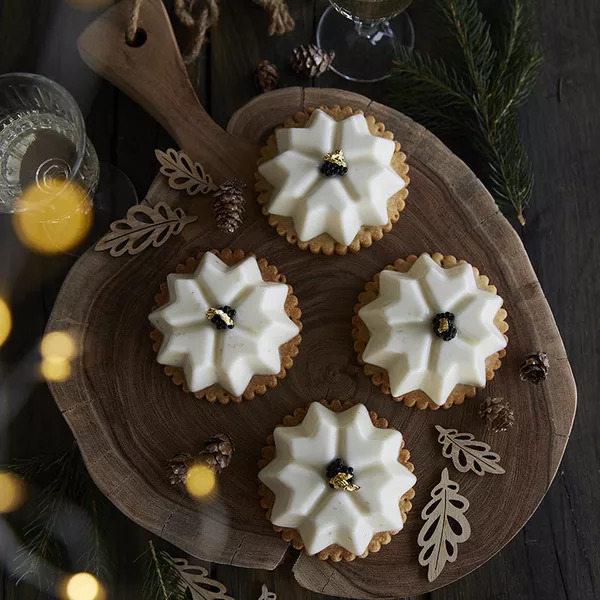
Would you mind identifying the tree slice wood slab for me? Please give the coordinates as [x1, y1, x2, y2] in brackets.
[46, 1, 577, 597]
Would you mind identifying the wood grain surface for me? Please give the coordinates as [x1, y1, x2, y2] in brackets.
[1, 1, 598, 599]
[44, 56, 576, 599]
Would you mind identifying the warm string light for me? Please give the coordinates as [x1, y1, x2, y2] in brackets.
[13, 180, 92, 254]
[63, 572, 104, 600]
[0, 298, 11, 347]
[0, 472, 26, 513]
[41, 358, 72, 382]
[40, 331, 77, 382]
[185, 464, 216, 498]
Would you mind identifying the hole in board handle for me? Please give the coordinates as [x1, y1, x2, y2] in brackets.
[126, 28, 147, 48]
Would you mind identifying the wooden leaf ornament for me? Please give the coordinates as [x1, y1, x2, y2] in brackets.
[95, 202, 197, 257]
[170, 557, 234, 600]
[418, 468, 471, 582]
[155, 148, 218, 195]
[435, 425, 505, 476]
[258, 584, 277, 600]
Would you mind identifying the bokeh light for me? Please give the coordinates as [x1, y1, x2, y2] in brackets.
[41, 357, 72, 382]
[13, 180, 92, 254]
[0, 472, 26, 513]
[40, 331, 76, 381]
[41, 331, 77, 361]
[63, 572, 104, 600]
[185, 464, 216, 498]
[0, 298, 11, 347]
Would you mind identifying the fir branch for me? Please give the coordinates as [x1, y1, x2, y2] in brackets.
[439, 0, 496, 100]
[388, 0, 542, 223]
[390, 48, 472, 134]
[8, 444, 112, 587]
[145, 541, 189, 600]
[82, 498, 114, 588]
[474, 110, 533, 224]
[490, 0, 544, 123]
[13, 447, 79, 583]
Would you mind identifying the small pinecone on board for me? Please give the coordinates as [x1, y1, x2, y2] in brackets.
[255, 59, 280, 92]
[199, 433, 234, 473]
[479, 397, 515, 432]
[519, 352, 550, 384]
[168, 433, 234, 484]
[290, 44, 335, 78]
[168, 452, 195, 485]
[213, 179, 246, 233]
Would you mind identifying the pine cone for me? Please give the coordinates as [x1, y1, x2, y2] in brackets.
[198, 433, 234, 474]
[255, 60, 279, 92]
[519, 352, 549, 384]
[168, 452, 195, 485]
[168, 434, 234, 484]
[213, 179, 246, 234]
[290, 44, 334, 78]
[479, 397, 515, 432]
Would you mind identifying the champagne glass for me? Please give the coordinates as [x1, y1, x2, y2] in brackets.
[316, 0, 415, 82]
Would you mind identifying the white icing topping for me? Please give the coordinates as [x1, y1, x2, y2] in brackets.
[358, 254, 507, 405]
[148, 253, 299, 397]
[258, 402, 416, 556]
[258, 109, 406, 246]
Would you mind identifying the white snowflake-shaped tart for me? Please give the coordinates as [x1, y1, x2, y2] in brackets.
[257, 108, 408, 252]
[258, 402, 416, 558]
[149, 251, 301, 401]
[355, 253, 508, 408]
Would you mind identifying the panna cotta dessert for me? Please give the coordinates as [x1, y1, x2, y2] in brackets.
[258, 400, 416, 561]
[353, 253, 508, 409]
[149, 249, 302, 404]
[255, 106, 409, 255]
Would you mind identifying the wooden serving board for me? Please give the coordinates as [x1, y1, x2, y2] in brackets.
[46, 0, 576, 597]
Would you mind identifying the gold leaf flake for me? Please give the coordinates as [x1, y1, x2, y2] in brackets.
[155, 148, 218, 195]
[435, 425, 505, 476]
[418, 468, 471, 582]
[95, 202, 197, 257]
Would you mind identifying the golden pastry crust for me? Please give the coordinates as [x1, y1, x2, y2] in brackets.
[255, 105, 410, 256]
[352, 253, 509, 410]
[150, 248, 302, 404]
[258, 399, 416, 561]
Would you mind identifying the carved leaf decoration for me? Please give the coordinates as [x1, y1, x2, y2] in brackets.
[435, 425, 505, 476]
[258, 584, 277, 600]
[155, 148, 218, 195]
[95, 202, 197, 257]
[418, 467, 471, 582]
[170, 557, 234, 600]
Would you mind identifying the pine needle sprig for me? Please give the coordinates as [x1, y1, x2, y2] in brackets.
[145, 541, 189, 600]
[388, 0, 543, 224]
[391, 48, 473, 135]
[440, 0, 497, 99]
[8, 444, 113, 587]
[12, 447, 80, 583]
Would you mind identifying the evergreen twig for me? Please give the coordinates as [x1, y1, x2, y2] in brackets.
[388, 0, 543, 224]
[145, 541, 189, 600]
[7, 444, 112, 587]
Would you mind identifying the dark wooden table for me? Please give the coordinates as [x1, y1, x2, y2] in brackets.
[1, 1, 598, 599]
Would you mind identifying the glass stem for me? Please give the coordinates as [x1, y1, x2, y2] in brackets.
[354, 19, 393, 45]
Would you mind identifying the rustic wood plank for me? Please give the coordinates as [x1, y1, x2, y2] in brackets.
[209, 0, 315, 129]
[2, 0, 597, 598]
[0, 2, 191, 599]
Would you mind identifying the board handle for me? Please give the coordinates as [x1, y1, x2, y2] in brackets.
[78, 0, 253, 182]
